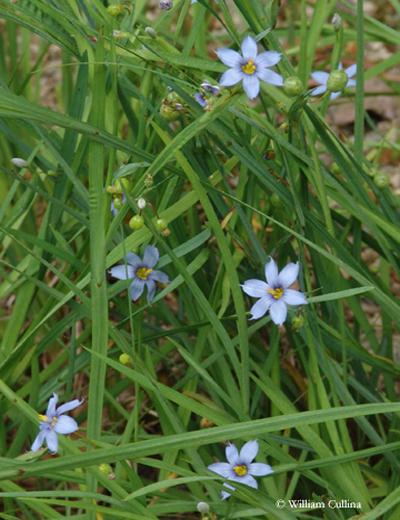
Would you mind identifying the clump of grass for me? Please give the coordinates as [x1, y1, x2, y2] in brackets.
[0, 1, 399, 519]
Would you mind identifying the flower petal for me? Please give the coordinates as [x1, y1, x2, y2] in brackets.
[242, 75, 260, 99]
[56, 399, 83, 415]
[249, 298, 270, 320]
[249, 462, 274, 476]
[278, 262, 299, 288]
[239, 440, 259, 464]
[345, 64, 357, 78]
[216, 48, 242, 67]
[311, 71, 329, 85]
[347, 79, 356, 88]
[257, 68, 283, 86]
[269, 300, 288, 325]
[241, 36, 258, 60]
[54, 415, 78, 435]
[242, 279, 268, 298]
[221, 489, 232, 500]
[229, 473, 258, 489]
[46, 394, 58, 417]
[143, 245, 159, 268]
[208, 462, 232, 478]
[130, 279, 145, 301]
[264, 258, 278, 286]
[330, 90, 342, 100]
[149, 270, 169, 284]
[45, 430, 59, 453]
[226, 443, 239, 465]
[311, 85, 327, 96]
[219, 68, 243, 87]
[109, 264, 134, 280]
[256, 50, 281, 67]
[126, 253, 142, 266]
[31, 430, 46, 452]
[146, 280, 157, 303]
[283, 289, 307, 306]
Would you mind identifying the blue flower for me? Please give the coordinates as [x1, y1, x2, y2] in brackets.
[109, 245, 169, 303]
[216, 36, 283, 100]
[31, 393, 83, 454]
[311, 63, 356, 100]
[242, 257, 307, 325]
[208, 440, 273, 499]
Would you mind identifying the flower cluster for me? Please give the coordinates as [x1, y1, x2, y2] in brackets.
[216, 35, 356, 101]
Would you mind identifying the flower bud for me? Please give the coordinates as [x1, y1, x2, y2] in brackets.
[327, 70, 348, 92]
[112, 30, 130, 40]
[107, 4, 125, 16]
[283, 76, 304, 97]
[373, 172, 389, 188]
[332, 13, 342, 30]
[144, 174, 154, 188]
[129, 215, 145, 230]
[159, 0, 173, 9]
[114, 178, 131, 193]
[119, 353, 132, 365]
[155, 218, 167, 231]
[197, 502, 210, 514]
[200, 417, 214, 428]
[270, 193, 281, 207]
[11, 157, 28, 168]
[137, 198, 146, 210]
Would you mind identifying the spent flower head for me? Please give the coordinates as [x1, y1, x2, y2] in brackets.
[31, 393, 83, 454]
[311, 63, 356, 100]
[242, 257, 307, 325]
[208, 440, 273, 499]
[216, 36, 283, 100]
[109, 245, 169, 303]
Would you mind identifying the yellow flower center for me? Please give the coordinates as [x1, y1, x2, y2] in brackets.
[38, 414, 58, 427]
[233, 464, 248, 477]
[136, 267, 153, 280]
[38, 414, 48, 422]
[241, 59, 257, 75]
[268, 287, 284, 300]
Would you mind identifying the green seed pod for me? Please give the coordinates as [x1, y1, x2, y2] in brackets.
[270, 193, 281, 207]
[292, 315, 305, 330]
[107, 4, 125, 16]
[99, 463, 112, 474]
[114, 178, 131, 193]
[373, 172, 389, 188]
[155, 218, 167, 231]
[283, 76, 304, 97]
[327, 70, 347, 92]
[144, 174, 154, 188]
[129, 215, 145, 230]
[113, 196, 123, 209]
[119, 353, 132, 365]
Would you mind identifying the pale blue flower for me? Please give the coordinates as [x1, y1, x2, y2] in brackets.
[242, 257, 307, 325]
[311, 63, 356, 100]
[31, 393, 83, 453]
[208, 440, 273, 499]
[109, 245, 169, 303]
[216, 36, 283, 100]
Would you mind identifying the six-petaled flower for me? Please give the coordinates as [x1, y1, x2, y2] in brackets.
[311, 63, 356, 100]
[216, 36, 283, 100]
[31, 393, 83, 454]
[109, 245, 169, 303]
[242, 257, 307, 325]
[208, 440, 273, 499]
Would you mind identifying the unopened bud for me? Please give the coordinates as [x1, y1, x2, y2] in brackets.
[197, 502, 210, 514]
[145, 26, 157, 38]
[332, 13, 342, 30]
[11, 157, 28, 168]
[137, 198, 146, 210]
[292, 315, 305, 330]
[99, 463, 112, 474]
[144, 174, 154, 188]
[155, 218, 167, 231]
[159, 0, 173, 9]
[113, 196, 123, 209]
